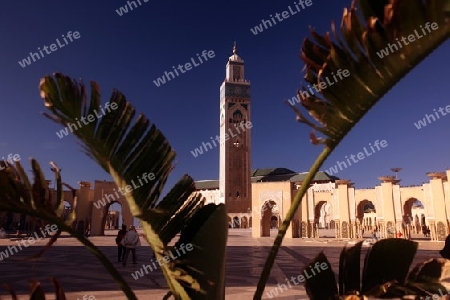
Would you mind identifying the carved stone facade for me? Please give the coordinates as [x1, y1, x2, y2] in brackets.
[249, 171, 450, 240]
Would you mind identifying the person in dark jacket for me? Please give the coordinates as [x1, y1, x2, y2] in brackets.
[440, 234, 450, 259]
[116, 224, 127, 262]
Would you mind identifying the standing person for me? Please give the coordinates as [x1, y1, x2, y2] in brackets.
[115, 224, 127, 262]
[372, 227, 379, 241]
[122, 225, 140, 266]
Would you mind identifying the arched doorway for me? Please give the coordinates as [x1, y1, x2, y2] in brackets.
[270, 216, 278, 229]
[261, 200, 279, 236]
[62, 201, 73, 222]
[101, 202, 122, 235]
[90, 183, 134, 236]
[403, 198, 417, 224]
[314, 201, 332, 229]
[357, 200, 376, 236]
[403, 198, 424, 239]
[329, 220, 335, 229]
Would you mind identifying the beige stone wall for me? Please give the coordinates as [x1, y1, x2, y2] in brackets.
[90, 181, 133, 236]
[46, 169, 450, 240]
[251, 181, 293, 238]
[399, 186, 423, 203]
[198, 189, 221, 205]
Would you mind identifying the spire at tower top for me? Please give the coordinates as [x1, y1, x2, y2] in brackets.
[229, 42, 243, 63]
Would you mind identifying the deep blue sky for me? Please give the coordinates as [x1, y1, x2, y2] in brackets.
[0, 0, 449, 201]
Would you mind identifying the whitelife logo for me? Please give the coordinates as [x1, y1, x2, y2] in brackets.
[131, 243, 193, 280]
[266, 262, 329, 298]
[325, 140, 388, 176]
[153, 50, 215, 87]
[190, 121, 252, 158]
[116, 0, 149, 16]
[287, 69, 350, 106]
[250, 0, 313, 35]
[18, 31, 81, 68]
[413, 104, 450, 129]
[0, 153, 20, 171]
[376, 22, 439, 58]
[93, 172, 156, 209]
[0, 225, 58, 261]
[77, 296, 95, 300]
[55, 102, 118, 139]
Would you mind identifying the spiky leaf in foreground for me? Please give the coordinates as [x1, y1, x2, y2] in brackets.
[404, 258, 450, 296]
[303, 252, 337, 300]
[0, 159, 65, 257]
[173, 204, 228, 299]
[256, 0, 449, 298]
[39, 73, 227, 299]
[362, 239, 417, 294]
[339, 241, 363, 295]
[303, 239, 449, 299]
[0, 160, 133, 298]
[291, 0, 450, 146]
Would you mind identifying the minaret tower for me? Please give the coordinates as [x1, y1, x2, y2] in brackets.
[219, 44, 252, 216]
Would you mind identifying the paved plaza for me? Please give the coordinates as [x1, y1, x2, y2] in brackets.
[0, 229, 445, 300]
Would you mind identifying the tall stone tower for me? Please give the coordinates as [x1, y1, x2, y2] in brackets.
[219, 44, 252, 215]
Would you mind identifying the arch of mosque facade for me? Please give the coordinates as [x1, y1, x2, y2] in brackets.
[251, 170, 450, 241]
[4, 171, 449, 240]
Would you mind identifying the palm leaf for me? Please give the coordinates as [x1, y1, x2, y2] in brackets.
[172, 204, 228, 299]
[39, 73, 227, 299]
[339, 241, 363, 295]
[0, 160, 136, 299]
[303, 252, 338, 300]
[302, 239, 446, 299]
[404, 258, 450, 296]
[255, 0, 449, 297]
[361, 239, 417, 294]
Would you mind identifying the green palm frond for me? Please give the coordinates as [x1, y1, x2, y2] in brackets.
[0, 159, 66, 252]
[256, 0, 449, 298]
[291, 0, 449, 146]
[39, 73, 228, 299]
[302, 239, 448, 299]
[0, 160, 134, 299]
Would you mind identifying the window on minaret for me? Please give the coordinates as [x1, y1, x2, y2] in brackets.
[233, 66, 240, 81]
[233, 110, 243, 123]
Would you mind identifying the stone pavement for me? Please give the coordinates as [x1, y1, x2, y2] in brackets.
[0, 229, 444, 300]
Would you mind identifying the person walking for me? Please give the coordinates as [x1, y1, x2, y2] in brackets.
[115, 224, 127, 262]
[122, 225, 140, 266]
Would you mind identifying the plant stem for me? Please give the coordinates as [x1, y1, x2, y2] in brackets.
[253, 146, 333, 299]
[0, 206, 138, 300]
[66, 228, 138, 300]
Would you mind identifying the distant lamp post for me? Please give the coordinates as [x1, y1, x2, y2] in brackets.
[391, 168, 402, 180]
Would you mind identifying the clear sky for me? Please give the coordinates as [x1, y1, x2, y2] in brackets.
[0, 0, 449, 204]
